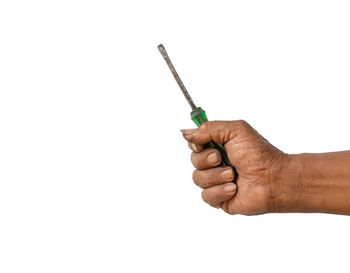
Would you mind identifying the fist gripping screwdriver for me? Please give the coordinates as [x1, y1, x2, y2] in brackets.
[157, 44, 234, 169]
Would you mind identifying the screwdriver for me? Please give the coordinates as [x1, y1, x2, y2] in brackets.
[157, 44, 234, 169]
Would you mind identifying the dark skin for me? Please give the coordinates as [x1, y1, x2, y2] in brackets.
[182, 120, 350, 215]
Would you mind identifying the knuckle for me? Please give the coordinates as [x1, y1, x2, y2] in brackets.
[233, 120, 252, 135]
[187, 142, 193, 150]
[212, 190, 221, 200]
[207, 170, 219, 185]
[200, 120, 219, 132]
[192, 170, 200, 186]
[237, 119, 248, 128]
[190, 152, 196, 166]
[201, 190, 208, 202]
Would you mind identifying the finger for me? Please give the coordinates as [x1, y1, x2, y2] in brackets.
[193, 167, 235, 189]
[191, 148, 221, 170]
[181, 120, 251, 145]
[187, 142, 205, 153]
[201, 182, 237, 208]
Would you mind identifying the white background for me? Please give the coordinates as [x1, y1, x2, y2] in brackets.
[1, 0, 350, 272]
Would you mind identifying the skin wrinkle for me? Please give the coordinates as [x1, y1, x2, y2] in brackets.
[233, 184, 255, 215]
[266, 152, 287, 212]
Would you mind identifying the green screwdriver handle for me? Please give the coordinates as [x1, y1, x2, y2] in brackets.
[191, 107, 233, 168]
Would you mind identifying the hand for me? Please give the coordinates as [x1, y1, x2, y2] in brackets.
[181, 120, 288, 215]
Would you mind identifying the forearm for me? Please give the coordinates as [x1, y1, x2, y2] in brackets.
[274, 151, 350, 214]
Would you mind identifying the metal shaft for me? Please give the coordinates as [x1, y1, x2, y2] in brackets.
[158, 44, 197, 110]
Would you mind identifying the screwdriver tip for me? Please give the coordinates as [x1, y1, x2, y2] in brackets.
[157, 44, 166, 56]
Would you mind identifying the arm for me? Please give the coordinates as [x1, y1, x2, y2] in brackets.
[181, 120, 350, 215]
[276, 152, 350, 214]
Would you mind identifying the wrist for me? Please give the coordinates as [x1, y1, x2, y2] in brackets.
[270, 153, 303, 213]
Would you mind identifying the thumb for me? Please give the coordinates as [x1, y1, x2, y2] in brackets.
[181, 120, 245, 145]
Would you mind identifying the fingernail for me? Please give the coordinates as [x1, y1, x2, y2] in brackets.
[180, 129, 198, 135]
[191, 143, 199, 152]
[221, 169, 233, 179]
[224, 184, 236, 193]
[207, 152, 219, 164]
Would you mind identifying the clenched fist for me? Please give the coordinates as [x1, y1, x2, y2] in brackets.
[181, 120, 287, 215]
